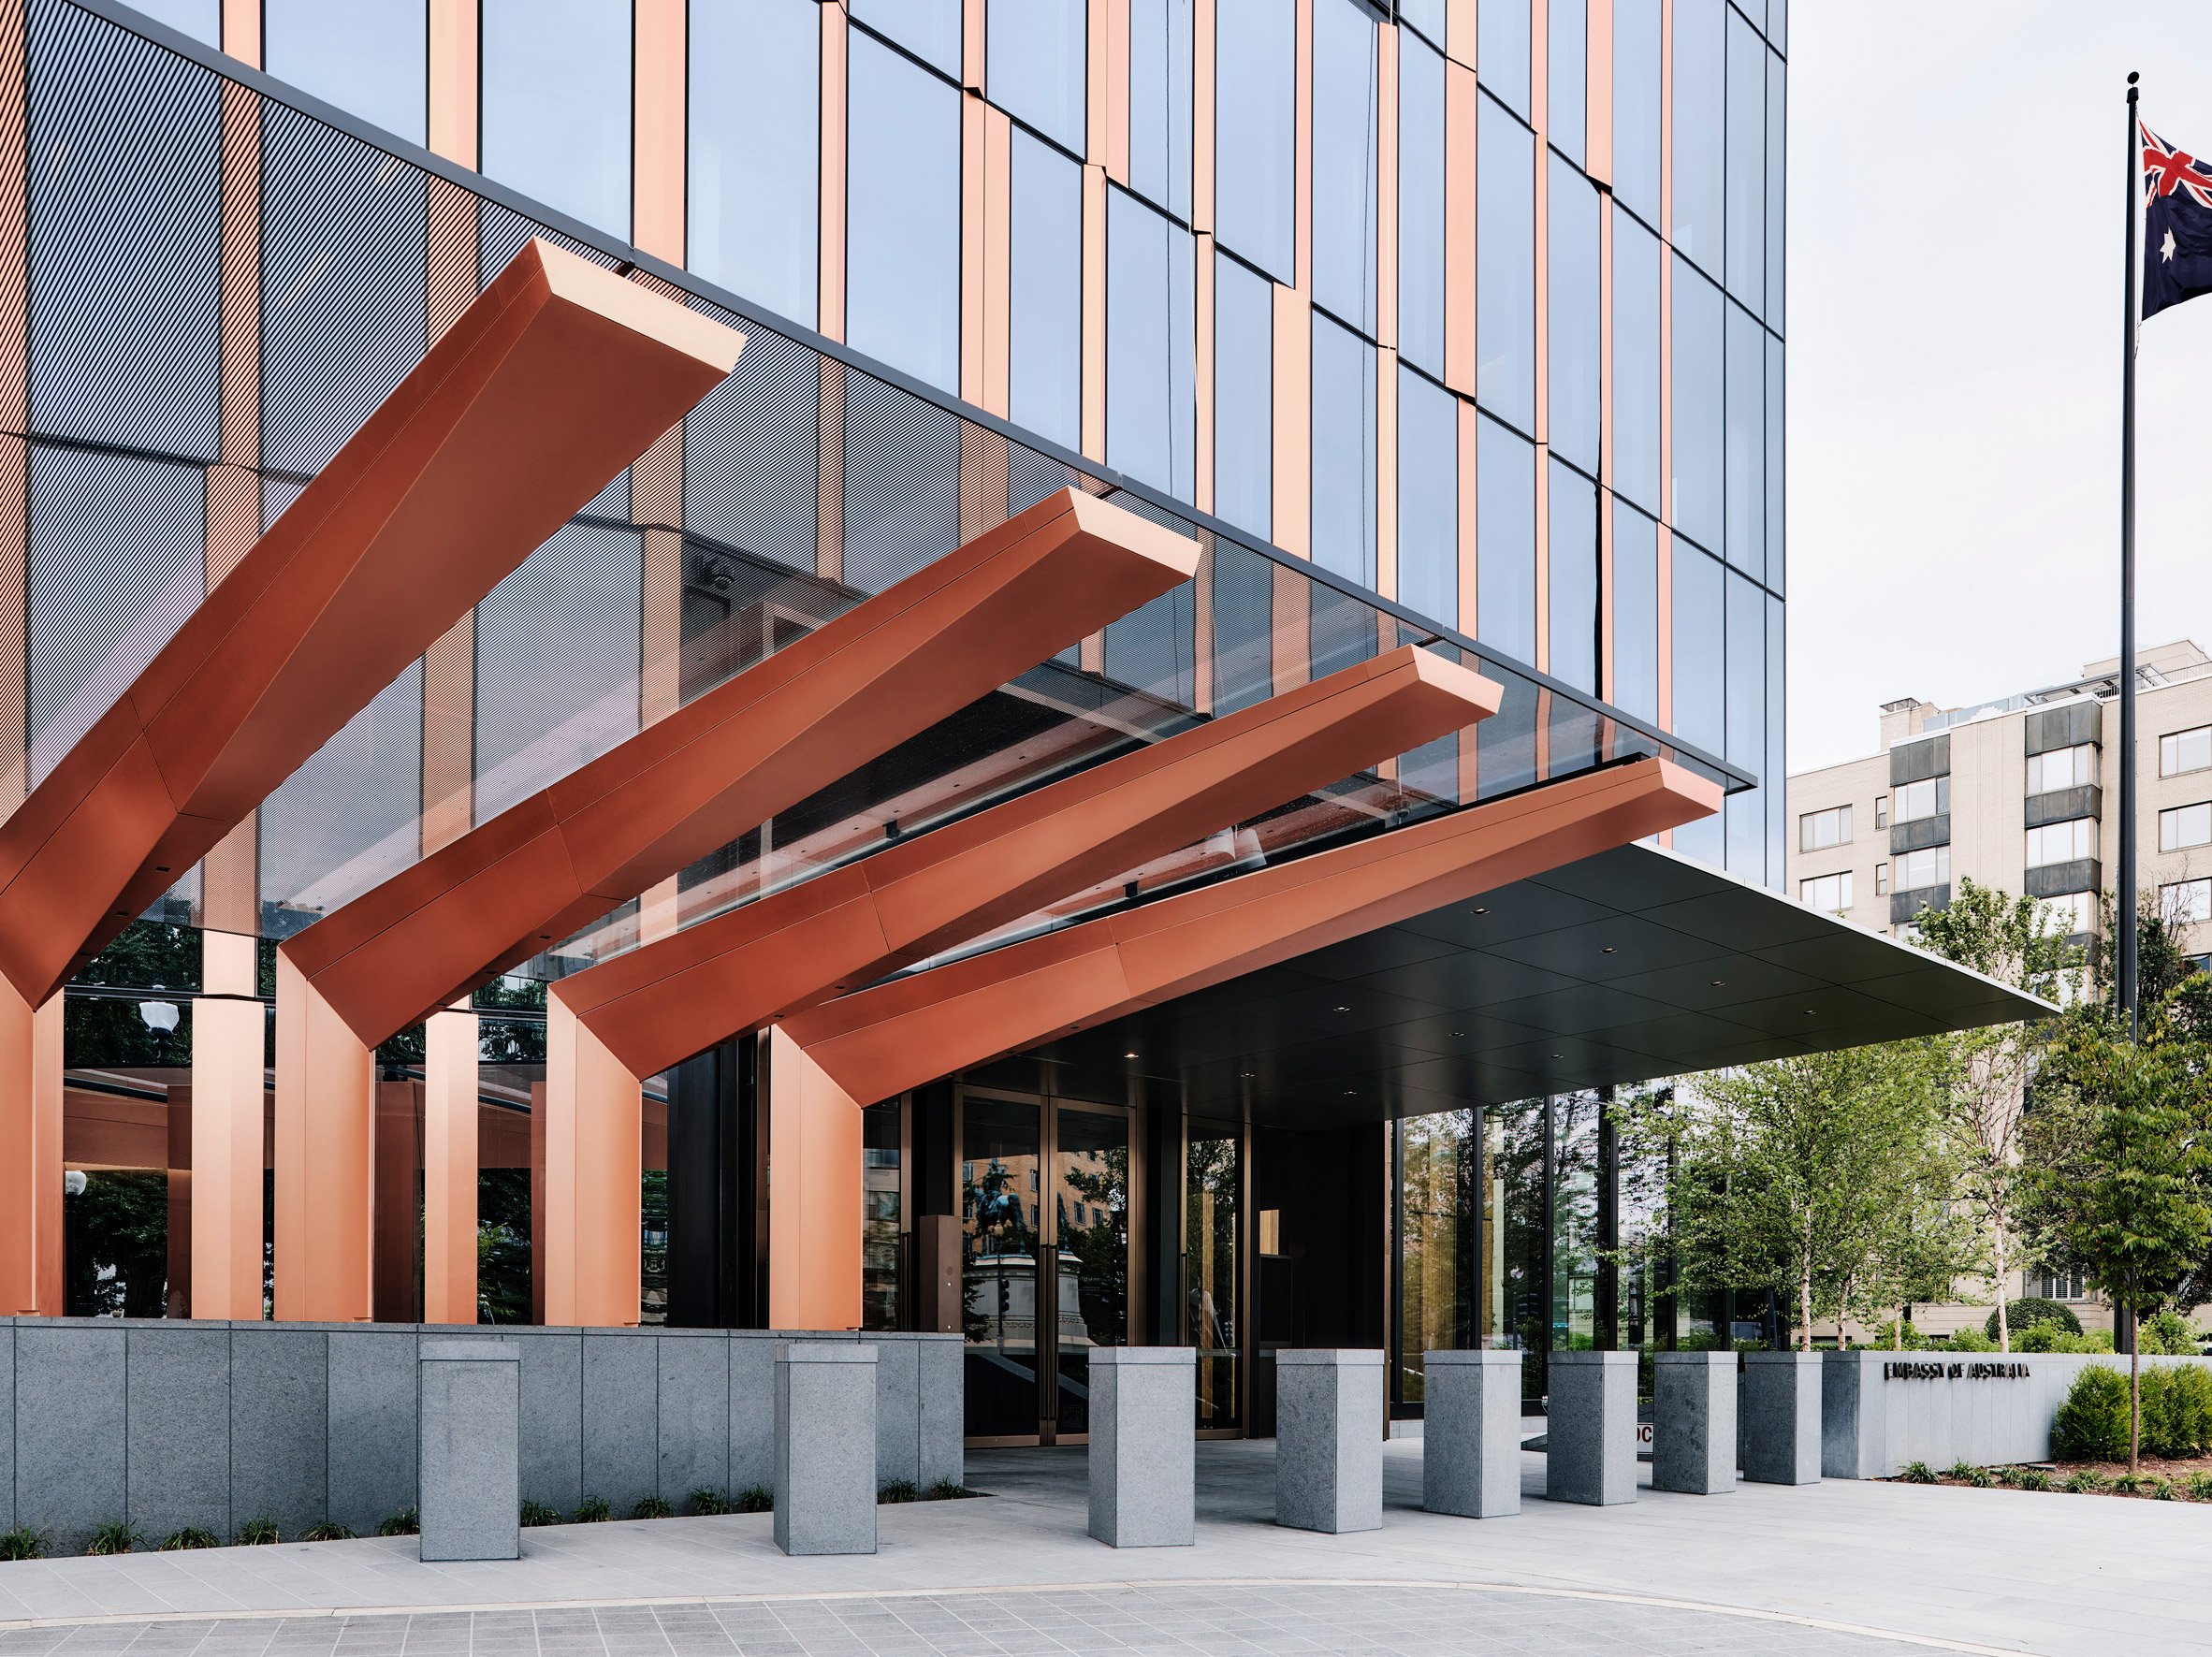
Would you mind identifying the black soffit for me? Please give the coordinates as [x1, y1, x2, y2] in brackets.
[1017, 843, 2053, 1131]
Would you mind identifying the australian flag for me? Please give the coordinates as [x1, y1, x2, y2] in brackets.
[2143, 122, 2212, 319]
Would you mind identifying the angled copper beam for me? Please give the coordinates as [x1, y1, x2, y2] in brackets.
[534, 647, 1502, 1326]
[273, 487, 1199, 1320]
[0, 238, 741, 1317]
[749, 756, 1720, 1329]
[557, 645, 1504, 1080]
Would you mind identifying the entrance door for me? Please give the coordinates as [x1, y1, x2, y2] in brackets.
[958, 1091, 1134, 1442]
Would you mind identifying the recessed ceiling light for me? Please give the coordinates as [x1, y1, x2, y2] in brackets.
[1344, 1089, 1356, 1097]
[1123, 1050, 1139, 1059]
[1450, 1029, 1464, 1037]
[1333, 1004, 1350, 1012]
[1551, 1053, 1564, 1060]
[1241, 1071, 1255, 1079]
[1472, 907, 1489, 915]
[1803, 1009, 1817, 1016]
[1601, 946, 1617, 954]
[1710, 979, 1725, 987]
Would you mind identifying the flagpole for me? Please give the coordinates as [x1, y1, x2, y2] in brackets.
[2121, 71, 2140, 1045]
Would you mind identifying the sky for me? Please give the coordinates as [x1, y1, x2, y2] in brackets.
[1787, 1, 2212, 773]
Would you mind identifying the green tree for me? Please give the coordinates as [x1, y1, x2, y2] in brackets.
[1628, 1042, 1957, 1349]
[1913, 878, 2081, 1349]
[2020, 1003, 2212, 1472]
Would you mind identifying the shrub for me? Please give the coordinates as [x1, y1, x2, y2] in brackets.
[301, 1522, 355, 1543]
[2057, 1329, 2117, 1354]
[879, 1480, 919, 1504]
[0, 1528, 41, 1561]
[376, 1510, 418, 1537]
[689, 1489, 733, 1517]
[2141, 1310, 2204, 1357]
[2114, 1472, 2147, 1495]
[2186, 1470, 2212, 1501]
[85, 1520, 139, 1556]
[735, 1486, 774, 1514]
[2139, 1363, 2212, 1458]
[2014, 1467, 2053, 1492]
[1946, 1461, 1993, 1488]
[630, 1496, 674, 1520]
[2153, 1477, 2177, 1500]
[573, 1496, 610, 1523]
[234, 1518, 280, 1546]
[2064, 1469, 2109, 1494]
[1986, 1298, 2082, 1343]
[2053, 1365, 2131, 1461]
[157, 1528, 217, 1551]
[1870, 1319, 1930, 1351]
[1899, 1461, 1938, 1484]
[1944, 1327, 1999, 1353]
[926, 1480, 974, 1501]
[518, 1501, 560, 1528]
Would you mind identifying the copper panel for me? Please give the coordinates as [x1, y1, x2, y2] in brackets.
[1081, 165, 1107, 460]
[1531, 0, 1549, 135]
[372, 1081, 421, 1321]
[281, 490, 1200, 1051]
[964, 0, 986, 91]
[1442, 60, 1477, 396]
[273, 954, 373, 1321]
[633, 0, 686, 265]
[542, 997, 644, 1325]
[0, 981, 62, 1313]
[1585, 0, 1613, 187]
[428, 0, 480, 167]
[817, 356, 846, 580]
[1658, 0, 1674, 740]
[764, 1026, 866, 1329]
[1271, 284, 1311, 559]
[981, 106, 1012, 420]
[552, 647, 1503, 1080]
[219, 0, 258, 65]
[819, 2, 848, 341]
[960, 93, 987, 405]
[1192, 0, 1216, 233]
[1456, 396, 1479, 638]
[1195, 234, 1215, 517]
[0, 240, 742, 1008]
[422, 1005, 478, 1325]
[1446, 0, 1476, 66]
[783, 758, 1721, 1106]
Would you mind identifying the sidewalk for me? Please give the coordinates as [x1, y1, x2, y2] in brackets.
[0, 1440, 2198, 1655]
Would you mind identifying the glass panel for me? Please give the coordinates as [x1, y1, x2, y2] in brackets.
[1011, 131, 1082, 450]
[1311, 312, 1376, 589]
[963, 1095, 1043, 1437]
[691, 0, 820, 327]
[1766, 331, 1785, 593]
[1727, 568, 1765, 775]
[1548, 153, 1599, 475]
[849, 32, 963, 392]
[1476, 414, 1535, 664]
[1106, 188, 1197, 498]
[1612, 0, 1661, 225]
[1724, 4, 1766, 313]
[1551, 1091, 1600, 1355]
[1478, 0, 1530, 119]
[1547, 456, 1597, 696]
[265, 0, 427, 145]
[1671, 254, 1724, 551]
[1548, 0, 1585, 166]
[1477, 94, 1535, 430]
[131, 0, 218, 45]
[1312, 0, 1379, 333]
[481, 0, 631, 239]
[1188, 1124, 1241, 1430]
[1767, 49, 1787, 335]
[863, 1101, 903, 1331]
[1215, 0, 1294, 282]
[1399, 1110, 1477, 1403]
[1767, 594, 1786, 889]
[1129, 0, 1194, 217]
[1054, 1106, 1129, 1435]
[1613, 499, 1659, 724]
[1670, 0, 1724, 275]
[990, 0, 1085, 153]
[1396, 365, 1457, 627]
[1481, 1097, 1547, 1406]
[1725, 298, 1765, 581]
[1671, 538, 1724, 759]
[852, 0, 963, 75]
[1214, 252, 1273, 539]
[1398, 31, 1447, 377]
[1611, 207, 1661, 515]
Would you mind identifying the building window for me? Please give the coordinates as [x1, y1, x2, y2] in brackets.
[691, 0, 820, 327]
[1875, 862, 1888, 895]
[2161, 801, 2212, 854]
[1611, 209, 1662, 516]
[1894, 776, 1948, 824]
[2025, 818, 2097, 869]
[1311, 312, 1376, 589]
[1397, 365, 1456, 627]
[852, 0, 962, 75]
[848, 32, 963, 394]
[1312, 0, 1379, 332]
[1798, 804, 1851, 852]
[987, 0, 1085, 153]
[1128, 0, 1194, 218]
[265, 0, 428, 146]
[2165, 877, 2212, 926]
[1477, 94, 1536, 432]
[1896, 846, 1951, 892]
[1477, 413, 1537, 665]
[1106, 187, 1197, 499]
[1670, 254, 1723, 550]
[1800, 871, 1852, 916]
[1214, 251, 1272, 538]
[1215, 0, 1294, 283]
[1612, 0, 1661, 223]
[1875, 793, 1888, 828]
[2041, 891, 2096, 937]
[1477, 0, 1530, 118]
[1724, 300, 1764, 582]
[1670, 0, 1724, 275]
[1724, 3, 1766, 314]
[1398, 31, 1447, 377]
[1550, 156, 1600, 475]
[2162, 724, 2212, 777]
[481, 0, 632, 239]
[2027, 742, 2096, 796]
[1613, 500, 1659, 725]
[2034, 1267, 2086, 1302]
[1669, 538, 1724, 758]
[1010, 130, 1082, 450]
[1549, 458, 1598, 696]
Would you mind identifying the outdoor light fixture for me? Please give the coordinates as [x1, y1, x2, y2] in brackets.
[64, 1170, 86, 1197]
[140, 999, 179, 1035]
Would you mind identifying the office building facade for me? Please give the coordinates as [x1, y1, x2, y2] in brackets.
[0, 0, 2030, 1443]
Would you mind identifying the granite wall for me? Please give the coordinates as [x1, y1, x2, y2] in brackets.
[0, 1320, 961, 1549]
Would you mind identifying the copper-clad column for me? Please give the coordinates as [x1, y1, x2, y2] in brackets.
[1080, 162, 1107, 462]
[1442, 57, 1477, 399]
[764, 1026, 865, 1330]
[542, 995, 646, 1326]
[421, 1000, 478, 1323]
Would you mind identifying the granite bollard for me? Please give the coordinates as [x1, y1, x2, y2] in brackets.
[1088, 1346, 1195, 1547]
[1421, 1349, 1524, 1518]
[1741, 1351, 1822, 1485]
[1652, 1351, 1736, 1494]
[1274, 1349, 1384, 1533]
[417, 1340, 521, 1563]
[1822, 1350, 1889, 1479]
[1546, 1350, 1637, 1505]
[774, 1342, 879, 1556]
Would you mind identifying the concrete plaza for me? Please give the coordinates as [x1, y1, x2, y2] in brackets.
[0, 1440, 2200, 1656]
